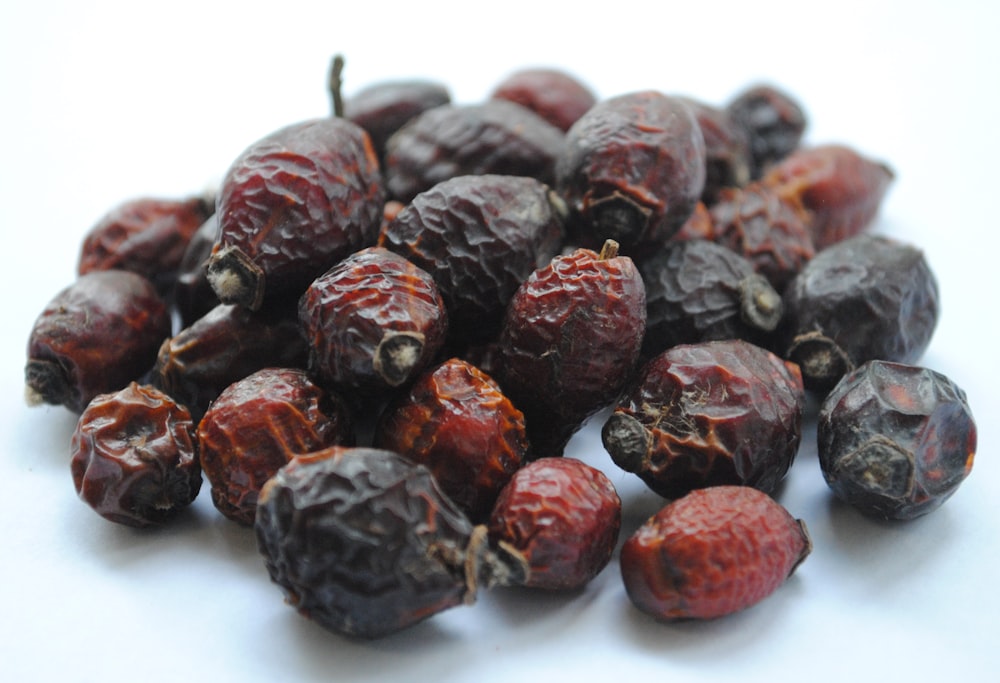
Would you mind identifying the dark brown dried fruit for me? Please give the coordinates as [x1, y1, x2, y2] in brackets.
[26, 270, 172, 414]
[197, 367, 354, 525]
[620, 485, 811, 620]
[70, 382, 201, 527]
[173, 213, 221, 327]
[556, 90, 706, 250]
[780, 234, 939, 393]
[343, 78, 451, 163]
[603, 339, 804, 499]
[255, 446, 528, 639]
[374, 358, 528, 522]
[487, 457, 621, 590]
[679, 97, 752, 204]
[489, 67, 597, 132]
[818, 360, 976, 520]
[726, 83, 807, 179]
[499, 240, 647, 457]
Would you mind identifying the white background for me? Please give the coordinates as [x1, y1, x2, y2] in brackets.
[2, 1, 998, 681]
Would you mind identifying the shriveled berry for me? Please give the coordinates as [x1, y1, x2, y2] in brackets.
[818, 360, 976, 520]
[383, 100, 566, 202]
[556, 90, 706, 250]
[26, 270, 172, 414]
[487, 457, 621, 591]
[780, 234, 939, 393]
[620, 485, 811, 620]
[342, 77, 450, 162]
[374, 358, 528, 522]
[197, 367, 354, 525]
[603, 340, 804, 499]
[489, 67, 597, 132]
[173, 213, 221, 327]
[70, 382, 201, 527]
[726, 83, 807, 179]
[299, 247, 448, 400]
[499, 240, 646, 457]
[680, 97, 752, 204]
[255, 446, 528, 639]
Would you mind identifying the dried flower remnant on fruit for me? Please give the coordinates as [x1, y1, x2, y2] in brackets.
[26, 270, 172, 414]
[255, 447, 528, 639]
[488, 457, 621, 590]
[726, 83, 807, 179]
[603, 339, 804, 499]
[489, 67, 598, 132]
[818, 360, 976, 520]
[70, 382, 201, 528]
[620, 485, 811, 620]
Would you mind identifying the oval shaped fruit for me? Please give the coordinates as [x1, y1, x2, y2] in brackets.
[489, 67, 597, 132]
[725, 83, 807, 179]
[343, 78, 451, 162]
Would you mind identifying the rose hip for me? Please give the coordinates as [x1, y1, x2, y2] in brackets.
[726, 83, 807, 179]
[680, 97, 752, 204]
[489, 67, 597, 132]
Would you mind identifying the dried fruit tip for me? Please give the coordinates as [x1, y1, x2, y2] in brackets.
[601, 412, 649, 473]
[739, 274, 783, 331]
[461, 525, 529, 604]
[206, 245, 266, 310]
[373, 331, 426, 387]
[598, 238, 620, 260]
[24, 360, 72, 409]
[590, 192, 651, 247]
[786, 330, 853, 392]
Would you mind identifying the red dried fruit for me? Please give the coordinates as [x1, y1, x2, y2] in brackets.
[818, 360, 976, 520]
[374, 358, 528, 522]
[489, 67, 597, 132]
[70, 382, 201, 528]
[197, 367, 354, 525]
[556, 90, 706, 249]
[26, 270, 172, 414]
[487, 457, 621, 590]
[679, 97, 752, 204]
[620, 485, 811, 620]
[726, 83, 807, 179]
[603, 339, 804, 499]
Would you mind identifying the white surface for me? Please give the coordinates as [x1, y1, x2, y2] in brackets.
[2, 2, 998, 681]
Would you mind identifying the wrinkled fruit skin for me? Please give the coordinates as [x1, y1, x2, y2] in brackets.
[255, 447, 527, 639]
[375, 358, 528, 522]
[197, 367, 355, 526]
[299, 247, 448, 400]
[26, 270, 172, 414]
[818, 360, 976, 520]
[173, 213, 221, 327]
[344, 79, 451, 162]
[488, 457, 621, 590]
[499, 242, 647, 457]
[489, 67, 597, 132]
[556, 90, 706, 250]
[726, 83, 807, 180]
[603, 340, 804, 499]
[680, 97, 752, 205]
[70, 382, 201, 527]
[621, 485, 811, 620]
[780, 234, 939, 393]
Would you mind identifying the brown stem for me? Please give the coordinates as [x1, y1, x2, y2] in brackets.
[598, 238, 620, 260]
[328, 54, 345, 118]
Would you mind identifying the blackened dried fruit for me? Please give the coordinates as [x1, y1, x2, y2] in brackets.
[255, 446, 528, 639]
[726, 83, 807, 179]
[70, 382, 201, 527]
[173, 213, 221, 327]
[343, 78, 451, 163]
[26, 270, 172, 414]
[379, 174, 565, 345]
[383, 100, 566, 202]
[487, 457, 621, 590]
[780, 234, 939, 393]
[818, 360, 976, 520]
[556, 90, 706, 250]
[489, 67, 597, 132]
[638, 239, 784, 358]
[620, 485, 811, 620]
[603, 339, 804, 499]
[299, 247, 448, 400]
[680, 97, 752, 204]
[374, 358, 528, 522]
[197, 367, 354, 525]
[499, 240, 647, 457]
[208, 117, 384, 309]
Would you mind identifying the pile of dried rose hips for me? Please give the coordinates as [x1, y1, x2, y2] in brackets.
[26, 56, 977, 638]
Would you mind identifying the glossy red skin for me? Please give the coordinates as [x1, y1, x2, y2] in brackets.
[70, 382, 201, 528]
[213, 117, 384, 301]
[375, 358, 528, 522]
[197, 367, 354, 525]
[490, 67, 597, 132]
[621, 486, 811, 620]
[26, 270, 172, 414]
[488, 457, 621, 590]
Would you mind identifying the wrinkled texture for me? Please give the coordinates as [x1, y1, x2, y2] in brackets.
[173, 213, 221, 327]
[679, 97, 752, 204]
[344, 79, 451, 161]
[726, 84, 807, 179]
[490, 67, 597, 132]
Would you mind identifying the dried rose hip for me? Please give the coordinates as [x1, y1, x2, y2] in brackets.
[489, 67, 597, 132]
[70, 382, 201, 528]
[680, 97, 752, 204]
[197, 367, 354, 525]
[638, 239, 784, 358]
[499, 240, 647, 457]
[374, 358, 528, 522]
[26, 270, 172, 414]
[487, 457, 621, 590]
[255, 446, 528, 639]
[298, 247, 448, 400]
[208, 117, 384, 309]
[556, 90, 706, 249]
[173, 213, 221, 327]
[379, 174, 565, 346]
[603, 339, 804, 499]
[620, 485, 811, 620]
[383, 99, 566, 202]
[780, 234, 939, 393]
[726, 83, 807, 179]
[818, 360, 976, 520]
